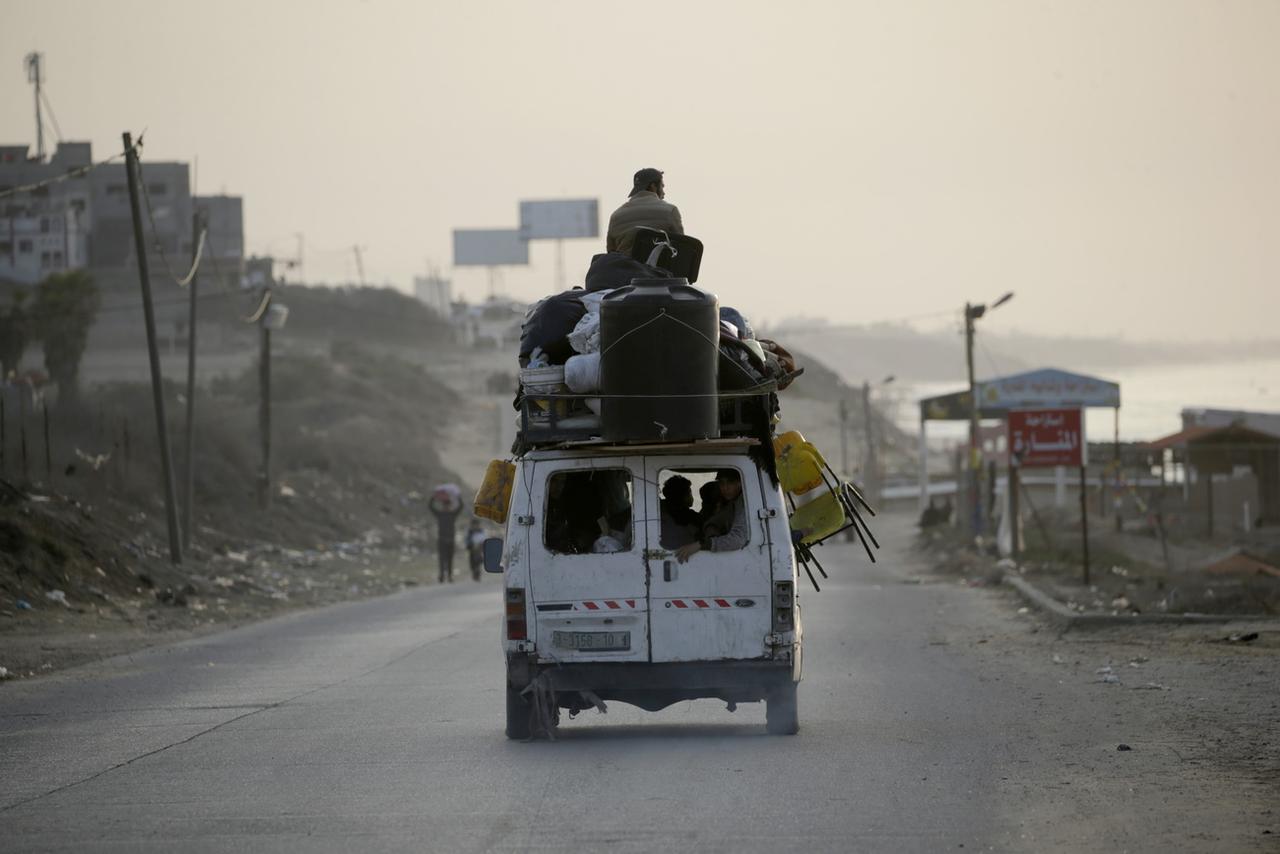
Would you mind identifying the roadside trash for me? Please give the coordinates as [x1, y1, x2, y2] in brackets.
[1110, 596, 1130, 610]
[1017, 606, 1029, 614]
[44, 590, 69, 606]
[1094, 665, 1119, 684]
[1052, 654, 1065, 664]
[1117, 743, 1132, 751]
[1222, 632, 1260, 644]
[15, 599, 32, 610]
[0, 666, 10, 679]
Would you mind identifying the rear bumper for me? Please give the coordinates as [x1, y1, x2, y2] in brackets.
[507, 657, 795, 710]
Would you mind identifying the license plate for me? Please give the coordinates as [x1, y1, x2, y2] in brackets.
[553, 630, 631, 651]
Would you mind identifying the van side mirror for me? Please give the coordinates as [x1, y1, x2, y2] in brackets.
[483, 537, 505, 573]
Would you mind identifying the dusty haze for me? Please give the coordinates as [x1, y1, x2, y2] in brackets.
[3, 0, 1278, 339]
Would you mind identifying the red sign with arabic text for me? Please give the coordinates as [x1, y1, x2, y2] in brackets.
[1008, 408, 1086, 468]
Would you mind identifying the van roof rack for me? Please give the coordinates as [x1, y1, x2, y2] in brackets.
[513, 386, 778, 456]
[524, 436, 760, 459]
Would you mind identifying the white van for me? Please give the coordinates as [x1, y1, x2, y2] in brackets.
[484, 438, 802, 738]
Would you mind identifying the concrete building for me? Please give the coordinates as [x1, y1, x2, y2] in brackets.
[0, 142, 93, 284]
[0, 141, 245, 292]
[194, 194, 246, 291]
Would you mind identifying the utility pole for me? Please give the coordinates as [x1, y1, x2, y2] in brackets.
[352, 245, 367, 286]
[965, 302, 980, 535]
[257, 298, 289, 510]
[862, 381, 875, 503]
[838, 397, 849, 477]
[258, 292, 272, 510]
[25, 53, 45, 162]
[123, 131, 182, 564]
[182, 209, 202, 550]
[963, 293, 1014, 536]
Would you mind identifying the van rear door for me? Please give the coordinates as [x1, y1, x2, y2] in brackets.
[526, 457, 651, 664]
[644, 456, 773, 662]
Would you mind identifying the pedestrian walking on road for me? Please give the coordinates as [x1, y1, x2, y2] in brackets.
[429, 485, 463, 583]
[466, 519, 486, 582]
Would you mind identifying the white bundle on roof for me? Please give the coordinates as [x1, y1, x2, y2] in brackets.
[567, 289, 612, 355]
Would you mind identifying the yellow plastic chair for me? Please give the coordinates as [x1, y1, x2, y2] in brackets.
[774, 431, 826, 495]
[788, 491, 849, 546]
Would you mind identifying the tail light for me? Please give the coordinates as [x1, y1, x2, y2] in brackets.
[773, 581, 794, 632]
[506, 588, 527, 640]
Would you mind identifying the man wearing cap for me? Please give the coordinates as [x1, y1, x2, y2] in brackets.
[675, 469, 748, 562]
[605, 168, 684, 255]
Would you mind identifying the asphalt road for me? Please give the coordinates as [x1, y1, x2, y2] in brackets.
[2, 513, 1275, 852]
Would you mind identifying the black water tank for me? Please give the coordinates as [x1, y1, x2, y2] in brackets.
[599, 278, 719, 442]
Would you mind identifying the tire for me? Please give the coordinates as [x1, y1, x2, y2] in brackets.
[766, 683, 799, 735]
[505, 684, 533, 740]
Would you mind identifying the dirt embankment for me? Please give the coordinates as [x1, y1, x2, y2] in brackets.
[1, 338, 473, 679]
[916, 510, 1280, 618]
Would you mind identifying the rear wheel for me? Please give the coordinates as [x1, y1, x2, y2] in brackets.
[505, 684, 533, 740]
[766, 683, 799, 735]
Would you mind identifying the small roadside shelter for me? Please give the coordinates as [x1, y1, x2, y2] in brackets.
[917, 368, 1121, 508]
[1143, 424, 1280, 525]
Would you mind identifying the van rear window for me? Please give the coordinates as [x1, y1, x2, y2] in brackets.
[544, 470, 633, 555]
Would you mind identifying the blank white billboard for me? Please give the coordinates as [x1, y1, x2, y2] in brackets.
[519, 199, 600, 240]
[452, 229, 530, 266]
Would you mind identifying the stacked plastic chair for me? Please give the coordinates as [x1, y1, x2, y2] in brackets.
[773, 431, 880, 591]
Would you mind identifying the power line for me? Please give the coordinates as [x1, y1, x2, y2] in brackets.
[135, 157, 207, 287]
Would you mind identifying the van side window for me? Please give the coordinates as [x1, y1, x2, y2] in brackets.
[658, 467, 749, 552]
[544, 469, 633, 555]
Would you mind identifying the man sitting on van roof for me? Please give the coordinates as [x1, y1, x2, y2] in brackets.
[675, 469, 748, 562]
[605, 167, 684, 255]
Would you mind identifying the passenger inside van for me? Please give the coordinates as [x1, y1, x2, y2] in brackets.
[659, 476, 700, 548]
[545, 470, 634, 555]
[697, 481, 721, 526]
[675, 468, 749, 562]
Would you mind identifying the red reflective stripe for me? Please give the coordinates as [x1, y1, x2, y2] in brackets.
[625, 599, 636, 608]
[693, 599, 709, 608]
[583, 601, 599, 610]
[673, 599, 688, 608]
[715, 599, 731, 608]
[605, 600, 621, 609]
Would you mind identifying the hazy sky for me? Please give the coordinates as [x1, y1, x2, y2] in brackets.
[4, 0, 1278, 340]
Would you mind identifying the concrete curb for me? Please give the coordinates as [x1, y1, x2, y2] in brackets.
[1002, 574, 1275, 628]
